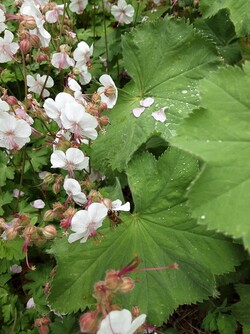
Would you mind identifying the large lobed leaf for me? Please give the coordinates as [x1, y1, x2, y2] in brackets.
[91, 17, 220, 172]
[49, 148, 244, 324]
[171, 62, 250, 250]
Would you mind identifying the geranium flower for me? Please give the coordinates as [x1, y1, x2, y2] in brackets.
[61, 101, 98, 141]
[73, 41, 93, 67]
[97, 74, 118, 109]
[97, 309, 146, 334]
[74, 63, 92, 85]
[0, 9, 7, 33]
[27, 74, 54, 98]
[0, 30, 19, 63]
[68, 203, 108, 243]
[63, 177, 87, 205]
[50, 147, 89, 177]
[69, 0, 88, 14]
[111, 0, 135, 25]
[0, 112, 31, 150]
[43, 92, 76, 127]
[51, 44, 75, 70]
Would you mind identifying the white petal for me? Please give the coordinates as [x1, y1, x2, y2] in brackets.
[65, 147, 85, 164]
[132, 107, 145, 118]
[87, 203, 108, 223]
[50, 150, 66, 168]
[63, 178, 81, 195]
[71, 210, 90, 231]
[97, 309, 132, 334]
[127, 314, 146, 334]
[68, 232, 85, 243]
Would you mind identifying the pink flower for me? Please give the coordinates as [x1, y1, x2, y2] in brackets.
[31, 199, 45, 209]
[69, 0, 88, 14]
[0, 30, 19, 63]
[0, 112, 31, 150]
[51, 45, 75, 70]
[111, 0, 135, 25]
[152, 107, 167, 122]
[68, 203, 108, 243]
[10, 264, 22, 274]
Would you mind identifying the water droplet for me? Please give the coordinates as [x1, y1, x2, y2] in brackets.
[182, 90, 188, 94]
[201, 215, 206, 220]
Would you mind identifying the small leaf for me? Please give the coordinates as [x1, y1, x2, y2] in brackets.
[232, 284, 250, 333]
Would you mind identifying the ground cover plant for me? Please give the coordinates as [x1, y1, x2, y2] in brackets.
[0, 0, 250, 333]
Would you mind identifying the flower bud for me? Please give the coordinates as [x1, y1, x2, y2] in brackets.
[132, 306, 140, 318]
[35, 53, 48, 63]
[99, 115, 109, 126]
[30, 34, 40, 48]
[7, 96, 18, 106]
[19, 39, 31, 55]
[5, 228, 18, 240]
[105, 270, 122, 290]
[43, 209, 62, 222]
[79, 311, 98, 333]
[98, 102, 108, 113]
[93, 281, 108, 301]
[33, 235, 46, 247]
[118, 277, 135, 293]
[42, 225, 57, 239]
[21, 16, 37, 29]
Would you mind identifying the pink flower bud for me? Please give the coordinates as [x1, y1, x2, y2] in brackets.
[42, 225, 57, 239]
[79, 311, 98, 333]
[118, 277, 135, 293]
[99, 116, 109, 126]
[105, 269, 122, 290]
[30, 34, 40, 48]
[19, 39, 31, 55]
[35, 53, 48, 63]
[21, 16, 37, 29]
[7, 96, 18, 106]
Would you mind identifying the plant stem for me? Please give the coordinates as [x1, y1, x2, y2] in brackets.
[101, 0, 109, 73]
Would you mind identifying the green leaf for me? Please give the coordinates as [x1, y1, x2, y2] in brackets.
[0, 239, 25, 261]
[91, 17, 220, 172]
[200, 0, 250, 36]
[194, 10, 241, 65]
[0, 192, 13, 215]
[24, 147, 50, 173]
[217, 314, 237, 334]
[232, 284, 250, 334]
[0, 152, 15, 187]
[49, 148, 244, 324]
[170, 62, 250, 250]
[50, 315, 78, 334]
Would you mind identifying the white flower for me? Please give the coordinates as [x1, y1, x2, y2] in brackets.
[13, 189, 25, 198]
[10, 264, 22, 274]
[43, 92, 75, 127]
[0, 112, 31, 150]
[0, 98, 9, 112]
[97, 74, 118, 109]
[111, 0, 135, 25]
[27, 74, 54, 98]
[152, 107, 167, 122]
[0, 30, 19, 63]
[50, 147, 89, 177]
[26, 297, 36, 309]
[45, 4, 64, 23]
[63, 177, 87, 205]
[20, 0, 51, 47]
[69, 0, 88, 14]
[111, 199, 130, 211]
[68, 203, 108, 243]
[61, 101, 98, 141]
[97, 309, 146, 334]
[73, 41, 93, 67]
[0, 9, 7, 33]
[31, 199, 45, 209]
[75, 63, 92, 85]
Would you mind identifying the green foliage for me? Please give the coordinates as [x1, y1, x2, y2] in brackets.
[91, 17, 221, 172]
[232, 284, 250, 333]
[171, 62, 250, 250]
[49, 148, 244, 324]
[0, 151, 15, 187]
[0, 239, 25, 261]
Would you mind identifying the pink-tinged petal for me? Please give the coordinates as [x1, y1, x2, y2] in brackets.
[31, 199, 45, 209]
[140, 97, 154, 107]
[132, 107, 145, 118]
[127, 314, 146, 334]
[26, 75, 36, 87]
[87, 203, 108, 223]
[73, 192, 87, 205]
[71, 210, 90, 232]
[152, 108, 167, 122]
[45, 9, 58, 23]
[65, 147, 85, 164]
[14, 119, 32, 138]
[68, 232, 86, 243]
[97, 309, 132, 334]
[50, 150, 66, 168]
[64, 178, 81, 195]
[4, 30, 14, 43]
